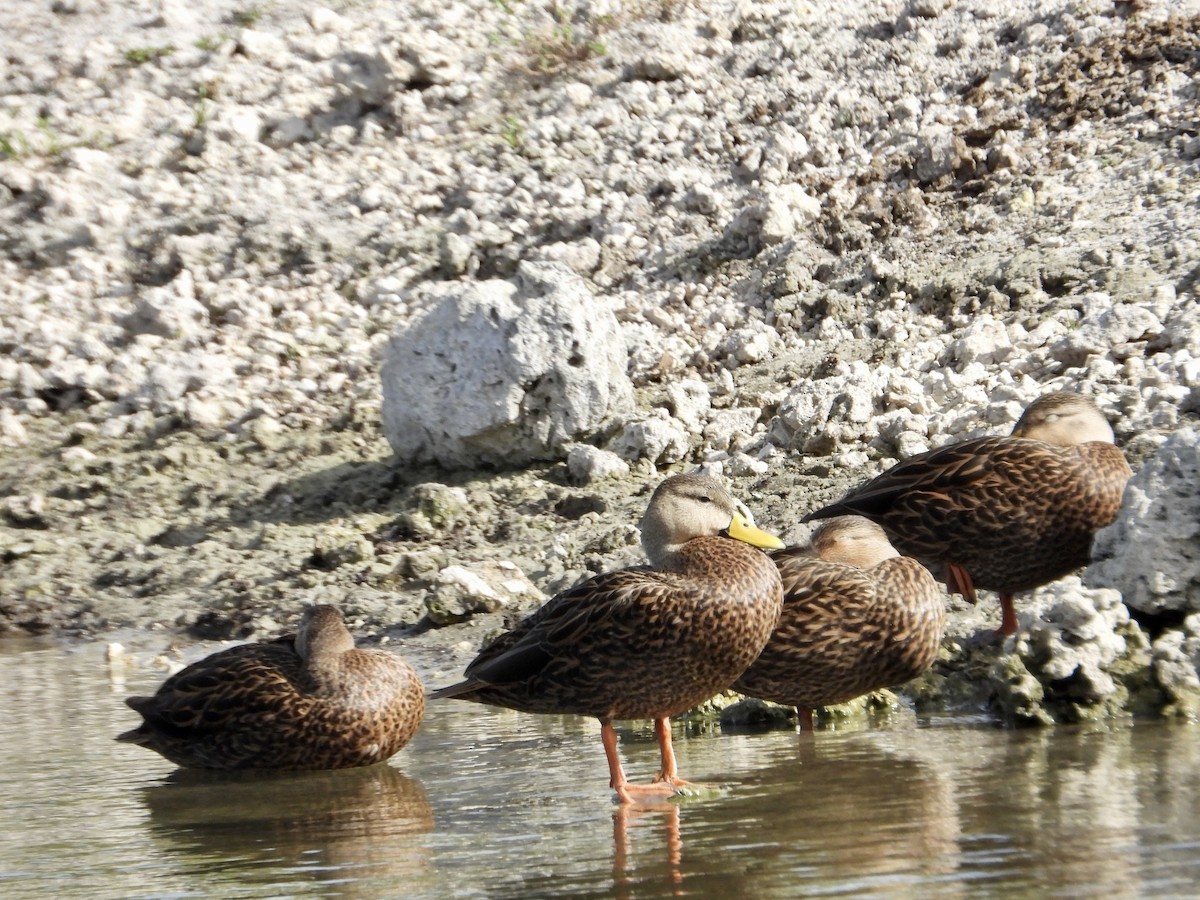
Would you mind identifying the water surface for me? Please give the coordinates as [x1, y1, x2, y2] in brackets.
[2, 638, 1198, 898]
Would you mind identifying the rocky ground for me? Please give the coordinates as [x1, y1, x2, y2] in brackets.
[1, 0, 1198, 724]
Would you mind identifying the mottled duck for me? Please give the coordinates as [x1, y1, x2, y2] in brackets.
[734, 516, 945, 730]
[431, 472, 784, 804]
[118, 604, 426, 769]
[804, 392, 1131, 637]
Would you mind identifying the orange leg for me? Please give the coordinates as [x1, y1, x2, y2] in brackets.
[948, 564, 1018, 640]
[653, 717, 678, 783]
[601, 720, 675, 804]
[796, 707, 815, 732]
[995, 593, 1019, 638]
[947, 561, 1019, 638]
[945, 562, 977, 602]
[602, 720, 627, 791]
[652, 717, 696, 791]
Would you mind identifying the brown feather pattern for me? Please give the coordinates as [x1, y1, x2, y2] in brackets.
[734, 518, 945, 710]
[803, 392, 1132, 597]
[431, 473, 784, 724]
[117, 605, 426, 770]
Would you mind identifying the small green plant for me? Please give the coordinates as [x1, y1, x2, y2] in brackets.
[0, 120, 109, 158]
[500, 115, 524, 148]
[36, 117, 64, 156]
[123, 45, 176, 66]
[523, 23, 608, 74]
[511, 2, 610, 75]
[193, 84, 213, 129]
[232, 5, 266, 26]
[195, 33, 230, 52]
[0, 131, 28, 158]
[78, 130, 111, 151]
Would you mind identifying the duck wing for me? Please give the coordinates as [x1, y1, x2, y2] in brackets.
[121, 638, 304, 741]
[805, 437, 1015, 521]
[431, 567, 658, 696]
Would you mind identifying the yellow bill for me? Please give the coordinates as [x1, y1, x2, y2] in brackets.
[725, 514, 785, 550]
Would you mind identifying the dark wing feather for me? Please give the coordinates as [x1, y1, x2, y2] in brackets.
[802, 434, 1131, 598]
[437, 568, 656, 694]
[804, 437, 1014, 522]
[735, 556, 883, 704]
[121, 642, 307, 742]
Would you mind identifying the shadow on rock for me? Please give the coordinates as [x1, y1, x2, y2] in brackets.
[235, 457, 424, 526]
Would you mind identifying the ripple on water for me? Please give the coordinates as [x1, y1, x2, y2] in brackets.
[2, 642, 1200, 898]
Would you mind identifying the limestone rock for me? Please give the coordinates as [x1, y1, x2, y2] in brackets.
[950, 315, 1012, 366]
[394, 29, 464, 87]
[0, 409, 28, 447]
[609, 410, 691, 464]
[1151, 615, 1200, 719]
[1088, 426, 1200, 614]
[719, 697, 796, 729]
[566, 444, 630, 483]
[1052, 298, 1162, 367]
[990, 578, 1138, 723]
[399, 483, 476, 540]
[758, 184, 822, 244]
[380, 262, 634, 469]
[914, 125, 966, 183]
[425, 561, 544, 627]
[122, 281, 207, 339]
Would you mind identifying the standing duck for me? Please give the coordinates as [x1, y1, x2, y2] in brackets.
[118, 604, 426, 770]
[803, 392, 1131, 637]
[734, 516, 945, 730]
[431, 472, 784, 804]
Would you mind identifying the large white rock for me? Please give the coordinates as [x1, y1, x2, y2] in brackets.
[380, 262, 633, 468]
[1087, 426, 1200, 614]
[1017, 579, 1129, 689]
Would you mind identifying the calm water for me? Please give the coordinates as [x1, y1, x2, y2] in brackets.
[3, 637, 1199, 899]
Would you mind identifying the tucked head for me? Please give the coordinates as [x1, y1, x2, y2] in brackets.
[639, 472, 783, 567]
[295, 604, 356, 660]
[810, 516, 900, 568]
[1011, 392, 1115, 446]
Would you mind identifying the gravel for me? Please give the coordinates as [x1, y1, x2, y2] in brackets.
[2, 0, 1198, 723]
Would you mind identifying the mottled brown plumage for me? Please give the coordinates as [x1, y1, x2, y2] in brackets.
[431, 472, 784, 803]
[117, 605, 426, 770]
[734, 516, 946, 729]
[804, 392, 1132, 637]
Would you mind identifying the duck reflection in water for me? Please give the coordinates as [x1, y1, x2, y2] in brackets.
[608, 730, 964, 899]
[708, 731, 964, 895]
[612, 801, 684, 899]
[139, 764, 434, 892]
